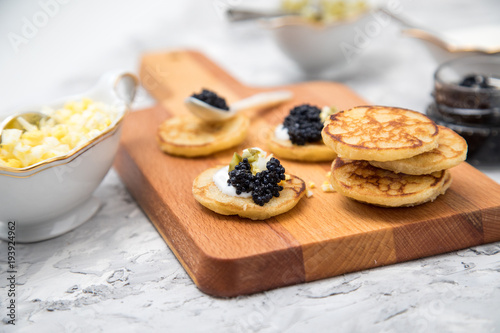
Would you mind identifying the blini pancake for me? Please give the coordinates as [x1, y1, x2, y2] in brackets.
[267, 127, 337, 162]
[369, 126, 467, 175]
[192, 167, 306, 220]
[157, 114, 249, 157]
[330, 158, 452, 207]
[322, 106, 439, 162]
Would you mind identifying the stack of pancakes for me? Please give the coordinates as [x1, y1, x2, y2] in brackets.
[321, 106, 468, 207]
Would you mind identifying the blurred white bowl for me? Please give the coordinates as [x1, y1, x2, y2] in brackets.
[403, 25, 500, 64]
[0, 71, 137, 243]
[261, 9, 375, 74]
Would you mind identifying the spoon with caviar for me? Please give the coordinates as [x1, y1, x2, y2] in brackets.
[185, 89, 293, 122]
[0, 112, 51, 144]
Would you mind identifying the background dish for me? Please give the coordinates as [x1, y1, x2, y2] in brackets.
[260, 9, 375, 75]
[0, 72, 137, 242]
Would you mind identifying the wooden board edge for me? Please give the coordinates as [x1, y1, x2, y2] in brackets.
[301, 199, 500, 284]
[302, 227, 397, 281]
[483, 206, 500, 243]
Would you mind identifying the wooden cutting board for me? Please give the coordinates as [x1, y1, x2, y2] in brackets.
[114, 50, 500, 297]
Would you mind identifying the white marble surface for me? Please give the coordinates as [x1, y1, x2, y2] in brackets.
[1, 0, 500, 332]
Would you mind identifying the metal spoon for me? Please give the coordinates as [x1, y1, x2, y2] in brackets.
[227, 1, 324, 23]
[0, 112, 50, 143]
[185, 90, 293, 122]
[226, 7, 287, 22]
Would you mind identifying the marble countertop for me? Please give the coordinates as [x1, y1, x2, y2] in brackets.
[1, 0, 500, 332]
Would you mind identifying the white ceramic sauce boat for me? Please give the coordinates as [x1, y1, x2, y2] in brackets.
[0, 71, 138, 242]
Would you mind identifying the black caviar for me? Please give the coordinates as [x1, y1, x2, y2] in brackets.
[283, 104, 323, 145]
[251, 158, 286, 206]
[227, 158, 253, 194]
[191, 89, 229, 110]
[227, 157, 286, 206]
[459, 75, 496, 89]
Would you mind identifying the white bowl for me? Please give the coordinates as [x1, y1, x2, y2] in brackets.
[261, 9, 375, 74]
[402, 25, 500, 64]
[0, 71, 137, 243]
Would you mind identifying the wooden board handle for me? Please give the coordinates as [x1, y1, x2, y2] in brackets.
[139, 50, 255, 117]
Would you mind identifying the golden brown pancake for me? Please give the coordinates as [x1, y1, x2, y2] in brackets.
[330, 158, 452, 207]
[192, 167, 306, 220]
[157, 114, 249, 157]
[370, 126, 467, 175]
[267, 127, 337, 162]
[322, 106, 439, 162]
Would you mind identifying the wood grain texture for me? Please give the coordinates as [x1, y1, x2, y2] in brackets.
[114, 50, 500, 297]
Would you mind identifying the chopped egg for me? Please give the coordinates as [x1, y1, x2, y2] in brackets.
[321, 181, 335, 193]
[308, 181, 316, 189]
[306, 190, 314, 198]
[320, 105, 339, 122]
[0, 98, 118, 168]
[281, 0, 368, 24]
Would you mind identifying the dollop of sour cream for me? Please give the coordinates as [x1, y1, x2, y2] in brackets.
[274, 124, 290, 141]
[213, 165, 252, 198]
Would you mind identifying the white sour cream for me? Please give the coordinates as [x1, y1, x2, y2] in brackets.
[213, 166, 252, 198]
[274, 124, 290, 141]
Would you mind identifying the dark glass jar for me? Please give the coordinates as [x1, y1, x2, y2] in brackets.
[433, 55, 500, 111]
[427, 55, 500, 166]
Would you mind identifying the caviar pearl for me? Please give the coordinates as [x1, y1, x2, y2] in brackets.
[191, 89, 229, 110]
[283, 104, 323, 145]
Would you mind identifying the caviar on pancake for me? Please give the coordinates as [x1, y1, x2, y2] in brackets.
[228, 155, 286, 206]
